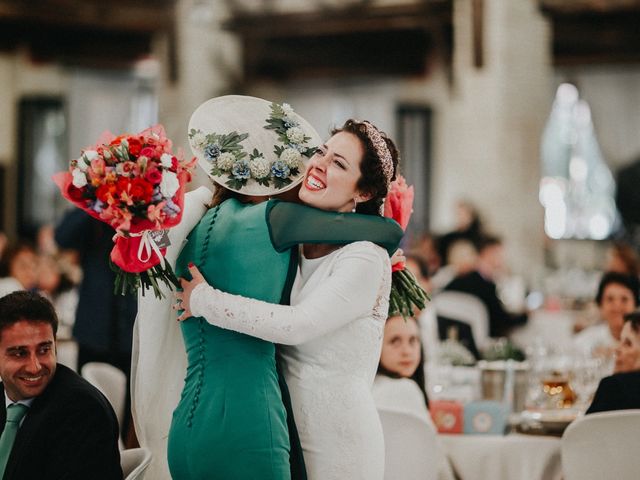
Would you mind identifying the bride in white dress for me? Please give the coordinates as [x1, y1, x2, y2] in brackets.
[176, 119, 400, 479]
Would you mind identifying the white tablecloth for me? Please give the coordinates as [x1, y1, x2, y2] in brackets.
[440, 433, 562, 480]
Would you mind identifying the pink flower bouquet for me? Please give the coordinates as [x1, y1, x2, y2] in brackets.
[53, 125, 196, 298]
[383, 175, 429, 318]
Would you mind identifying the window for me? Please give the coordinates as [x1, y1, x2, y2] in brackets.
[539, 83, 618, 240]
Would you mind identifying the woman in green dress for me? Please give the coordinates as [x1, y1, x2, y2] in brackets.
[132, 96, 401, 480]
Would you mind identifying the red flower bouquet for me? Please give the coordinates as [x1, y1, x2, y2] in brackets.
[383, 175, 430, 318]
[54, 125, 196, 298]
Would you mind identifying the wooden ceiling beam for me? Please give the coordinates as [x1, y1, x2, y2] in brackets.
[540, 0, 640, 14]
[225, 1, 452, 82]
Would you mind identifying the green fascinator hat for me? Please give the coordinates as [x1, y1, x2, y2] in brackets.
[188, 95, 321, 196]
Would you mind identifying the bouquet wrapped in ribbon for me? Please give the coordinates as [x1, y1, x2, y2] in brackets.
[383, 175, 430, 318]
[53, 125, 196, 298]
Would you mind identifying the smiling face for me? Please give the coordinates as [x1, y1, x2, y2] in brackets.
[298, 131, 371, 212]
[380, 316, 422, 378]
[615, 321, 640, 373]
[600, 283, 637, 340]
[0, 320, 56, 401]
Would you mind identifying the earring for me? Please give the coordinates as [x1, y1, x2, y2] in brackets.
[352, 199, 357, 213]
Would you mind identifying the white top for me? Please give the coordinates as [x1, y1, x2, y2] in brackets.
[191, 241, 391, 480]
[574, 323, 615, 354]
[373, 375, 430, 422]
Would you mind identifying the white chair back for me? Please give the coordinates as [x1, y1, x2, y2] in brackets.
[81, 362, 127, 436]
[378, 407, 449, 480]
[121, 447, 152, 480]
[562, 409, 640, 480]
[433, 290, 490, 350]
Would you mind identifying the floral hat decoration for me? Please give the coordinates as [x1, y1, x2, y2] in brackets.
[188, 95, 321, 196]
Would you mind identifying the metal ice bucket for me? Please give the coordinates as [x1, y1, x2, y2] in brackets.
[479, 360, 530, 412]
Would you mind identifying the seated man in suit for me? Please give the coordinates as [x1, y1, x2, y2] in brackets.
[0, 291, 122, 479]
[444, 236, 527, 338]
[587, 311, 640, 414]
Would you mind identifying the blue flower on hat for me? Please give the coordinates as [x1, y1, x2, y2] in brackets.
[232, 160, 251, 180]
[271, 160, 290, 179]
[204, 143, 222, 162]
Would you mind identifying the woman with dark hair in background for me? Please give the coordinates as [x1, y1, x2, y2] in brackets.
[374, 314, 429, 415]
[587, 311, 640, 414]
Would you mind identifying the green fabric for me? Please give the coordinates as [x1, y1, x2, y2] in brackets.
[168, 199, 291, 480]
[266, 199, 404, 256]
[0, 403, 29, 476]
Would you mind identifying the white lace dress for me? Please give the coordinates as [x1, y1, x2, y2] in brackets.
[190, 241, 391, 480]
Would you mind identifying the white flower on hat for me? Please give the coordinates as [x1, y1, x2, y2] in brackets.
[160, 153, 173, 168]
[280, 147, 303, 169]
[71, 168, 88, 188]
[217, 152, 236, 171]
[160, 170, 179, 198]
[282, 103, 294, 116]
[79, 150, 98, 171]
[190, 131, 207, 149]
[249, 155, 271, 179]
[286, 127, 305, 144]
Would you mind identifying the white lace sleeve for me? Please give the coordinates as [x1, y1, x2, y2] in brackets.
[190, 243, 389, 345]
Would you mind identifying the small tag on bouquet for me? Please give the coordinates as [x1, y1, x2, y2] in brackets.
[150, 229, 171, 249]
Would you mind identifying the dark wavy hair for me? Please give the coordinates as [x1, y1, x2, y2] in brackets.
[331, 119, 399, 216]
[595, 271, 640, 306]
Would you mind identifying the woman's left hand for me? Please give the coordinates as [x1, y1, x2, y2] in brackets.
[175, 263, 206, 322]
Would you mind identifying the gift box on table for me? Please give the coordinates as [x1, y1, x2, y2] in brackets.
[430, 400, 464, 434]
[463, 400, 509, 435]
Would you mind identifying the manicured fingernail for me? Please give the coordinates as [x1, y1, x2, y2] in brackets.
[188, 262, 195, 268]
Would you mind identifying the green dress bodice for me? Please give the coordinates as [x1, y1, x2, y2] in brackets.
[168, 199, 291, 480]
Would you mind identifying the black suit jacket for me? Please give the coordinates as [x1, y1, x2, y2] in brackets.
[586, 371, 640, 415]
[1, 364, 122, 480]
[444, 270, 527, 338]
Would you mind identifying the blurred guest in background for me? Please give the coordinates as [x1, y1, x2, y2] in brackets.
[575, 272, 639, 357]
[0, 232, 7, 261]
[586, 312, 640, 414]
[410, 232, 442, 277]
[604, 242, 640, 278]
[36, 254, 79, 335]
[430, 239, 477, 292]
[405, 251, 432, 296]
[374, 314, 429, 417]
[54, 209, 136, 442]
[436, 199, 485, 266]
[443, 236, 527, 338]
[404, 251, 440, 363]
[0, 242, 38, 297]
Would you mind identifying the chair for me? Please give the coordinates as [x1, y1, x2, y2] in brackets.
[561, 409, 640, 480]
[81, 362, 127, 447]
[378, 407, 452, 480]
[433, 291, 490, 351]
[121, 447, 152, 480]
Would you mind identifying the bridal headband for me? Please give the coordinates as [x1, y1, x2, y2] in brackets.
[362, 121, 394, 187]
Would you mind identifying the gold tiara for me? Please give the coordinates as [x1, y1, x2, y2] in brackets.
[363, 121, 394, 187]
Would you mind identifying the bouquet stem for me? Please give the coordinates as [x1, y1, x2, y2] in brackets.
[111, 260, 180, 299]
[390, 268, 430, 320]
